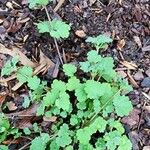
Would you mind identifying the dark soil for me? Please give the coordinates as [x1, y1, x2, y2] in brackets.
[0, 0, 150, 149]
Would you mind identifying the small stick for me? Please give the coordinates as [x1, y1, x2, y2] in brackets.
[44, 6, 63, 64]
[54, 0, 65, 12]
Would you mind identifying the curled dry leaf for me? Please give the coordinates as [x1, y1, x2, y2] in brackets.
[16, 117, 34, 129]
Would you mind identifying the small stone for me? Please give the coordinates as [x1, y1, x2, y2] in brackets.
[141, 77, 150, 87]
[143, 146, 150, 150]
[134, 71, 144, 81]
[146, 69, 150, 77]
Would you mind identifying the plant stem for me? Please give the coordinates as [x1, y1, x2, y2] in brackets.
[44, 6, 64, 65]
[82, 89, 121, 127]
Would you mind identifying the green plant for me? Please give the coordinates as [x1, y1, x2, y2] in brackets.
[37, 19, 71, 39]
[1, 57, 18, 77]
[0, 113, 21, 144]
[28, 50, 132, 149]
[86, 34, 113, 51]
[1, 49, 133, 149]
[28, 0, 71, 64]
[28, 0, 51, 9]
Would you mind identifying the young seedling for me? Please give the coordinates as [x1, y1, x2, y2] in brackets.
[28, 0, 71, 64]
[86, 34, 113, 52]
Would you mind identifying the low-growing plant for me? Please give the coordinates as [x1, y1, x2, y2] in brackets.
[28, 50, 133, 150]
[86, 34, 113, 51]
[1, 34, 133, 149]
[28, 0, 71, 64]
[1, 57, 18, 77]
[0, 113, 21, 146]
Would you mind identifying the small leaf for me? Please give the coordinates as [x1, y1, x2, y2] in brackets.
[63, 64, 77, 77]
[0, 145, 8, 150]
[66, 77, 80, 91]
[29, 0, 49, 9]
[50, 19, 71, 39]
[23, 128, 31, 135]
[37, 21, 50, 33]
[76, 127, 91, 145]
[30, 133, 50, 150]
[84, 80, 104, 99]
[27, 76, 41, 90]
[17, 66, 33, 83]
[55, 92, 70, 112]
[22, 96, 30, 108]
[1, 57, 18, 76]
[113, 95, 133, 117]
[56, 124, 72, 147]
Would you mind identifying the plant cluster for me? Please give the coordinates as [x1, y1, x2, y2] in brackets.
[1, 48, 133, 150]
[0, 0, 134, 149]
[29, 0, 71, 40]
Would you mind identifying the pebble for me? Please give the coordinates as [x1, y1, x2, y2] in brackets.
[141, 77, 150, 87]
[146, 69, 150, 77]
[134, 71, 144, 81]
[143, 146, 150, 150]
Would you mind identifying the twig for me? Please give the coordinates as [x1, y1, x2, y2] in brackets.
[82, 89, 121, 127]
[54, 0, 65, 12]
[44, 6, 63, 64]
[54, 38, 63, 64]
[18, 142, 31, 150]
[137, 101, 146, 132]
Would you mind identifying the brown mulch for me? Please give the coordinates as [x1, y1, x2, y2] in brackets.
[0, 0, 150, 149]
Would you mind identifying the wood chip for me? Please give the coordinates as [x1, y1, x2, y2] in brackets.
[0, 44, 37, 68]
[142, 45, 150, 52]
[43, 116, 57, 122]
[117, 39, 125, 50]
[127, 70, 139, 88]
[133, 36, 142, 47]
[120, 61, 137, 70]
[75, 30, 86, 38]
[7, 101, 17, 111]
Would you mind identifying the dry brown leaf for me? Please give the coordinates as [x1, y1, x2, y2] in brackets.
[75, 30, 86, 38]
[121, 108, 141, 128]
[16, 117, 33, 129]
[120, 61, 137, 70]
[5, 103, 39, 117]
[7, 101, 17, 111]
[143, 106, 150, 113]
[117, 70, 127, 78]
[117, 39, 125, 50]
[0, 43, 37, 68]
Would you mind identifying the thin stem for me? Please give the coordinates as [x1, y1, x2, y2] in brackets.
[54, 38, 63, 64]
[82, 89, 121, 127]
[44, 6, 63, 65]
[44, 6, 51, 21]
